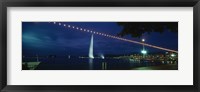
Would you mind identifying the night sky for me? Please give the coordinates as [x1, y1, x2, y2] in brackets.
[22, 22, 178, 56]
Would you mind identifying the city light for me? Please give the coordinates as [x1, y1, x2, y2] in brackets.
[171, 53, 176, 57]
[141, 50, 147, 54]
[49, 22, 178, 53]
[142, 39, 145, 42]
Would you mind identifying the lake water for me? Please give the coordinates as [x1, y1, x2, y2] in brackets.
[23, 57, 172, 70]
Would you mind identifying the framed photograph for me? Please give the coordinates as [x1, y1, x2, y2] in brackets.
[0, 0, 199, 92]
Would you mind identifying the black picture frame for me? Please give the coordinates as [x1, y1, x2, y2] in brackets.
[0, 0, 199, 92]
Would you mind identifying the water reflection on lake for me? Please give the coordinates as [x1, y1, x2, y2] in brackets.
[22, 57, 177, 70]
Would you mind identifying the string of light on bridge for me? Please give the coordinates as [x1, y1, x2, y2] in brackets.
[49, 22, 178, 53]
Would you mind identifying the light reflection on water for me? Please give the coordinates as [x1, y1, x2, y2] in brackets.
[22, 57, 177, 70]
[89, 59, 93, 70]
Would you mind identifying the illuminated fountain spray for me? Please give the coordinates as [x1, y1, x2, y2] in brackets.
[89, 34, 94, 70]
[100, 54, 105, 59]
[89, 34, 94, 59]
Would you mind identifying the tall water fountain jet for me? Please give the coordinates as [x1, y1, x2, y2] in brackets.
[89, 34, 94, 59]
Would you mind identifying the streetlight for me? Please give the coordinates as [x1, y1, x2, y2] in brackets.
[142, 38, 145, 51]
[141, 38, 147, 58]
[142, 39, 145, 42]
[170, 53, 176, 64]
[141, 50, 147, 54]
[171, 53, 175, 57]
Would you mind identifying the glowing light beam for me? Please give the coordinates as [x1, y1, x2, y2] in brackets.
[49, 22, 178, 53]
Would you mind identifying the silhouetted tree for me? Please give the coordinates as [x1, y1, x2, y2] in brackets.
[117, 22, 178, 38]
